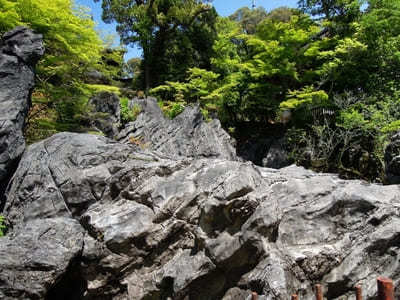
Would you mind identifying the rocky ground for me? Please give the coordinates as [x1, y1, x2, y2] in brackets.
[1, 27, 400, 300]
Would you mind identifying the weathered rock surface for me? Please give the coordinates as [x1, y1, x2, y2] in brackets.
[117, 97, 238, 160]
[0, 217, 85, 300]
[88, 91, 121, 138]
[84, 69, 111, 85]
[385, 131, 400, 184]
[1, 132, 400, 299]
[0, 27, 44, 206]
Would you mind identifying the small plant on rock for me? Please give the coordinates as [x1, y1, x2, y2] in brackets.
[0, 215, 6, 237]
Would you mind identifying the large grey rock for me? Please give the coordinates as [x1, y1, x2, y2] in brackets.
[88, 91, 121, 138]
[3, 132, 164, 228]
[84, 69, 110, 85]
[0, 217, 85, 300]
[0, 27, 44, 205]
[117, 97, 238, 160]
[385, 131, 400, 184]
[2, 133, 400, 299]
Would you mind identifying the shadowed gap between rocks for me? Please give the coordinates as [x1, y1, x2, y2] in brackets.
[45, 258, 87, 300]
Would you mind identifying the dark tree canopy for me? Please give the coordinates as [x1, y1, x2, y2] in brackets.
[94, 0, 217, 90]
[297, 0, 362, 20]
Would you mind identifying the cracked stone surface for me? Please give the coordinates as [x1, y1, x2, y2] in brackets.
[117, 97, 238, 161]
[0, 27, 44, 206]
[1, 132, 400, 299]
[0, 217, 85, 300]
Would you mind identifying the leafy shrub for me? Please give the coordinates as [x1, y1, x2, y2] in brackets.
[0, 215, 6, 237]
[168, 103, 185, 119]
[132, 103, 142, 120]
[157, 100, 186, 119]
[120, 98, 133, 123]
[381, 120, 400, 134]
[84, 84, 121, 96]
[120, 98, 142, 124]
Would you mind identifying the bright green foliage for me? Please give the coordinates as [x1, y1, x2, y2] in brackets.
[120, 98, 142, 124]
[151, 68, 219, 104]
[0, 215, 5, 237]
[120, 97, 133, 124]
[153, 13, 323, 125]
[0, 0, 117, 141]
[358, 0, 400, 92]
[0, 0, 19, 32]
[157, 100, 186, 119]
[96, 48, 127, 83]
[338, 108, 368, 130]
[382, 120, 400, 134]
[1, 0, 103, 69]
[280, 86, 329, 110]
[84, 84, 121, 96]
[0, 0, 103, 85]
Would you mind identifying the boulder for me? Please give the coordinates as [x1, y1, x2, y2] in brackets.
[117, 97, 238, 160]
[385, 131, 400, 184]
[0, 217, 85, 300]
[3, 132, 164, 228]
[1, 132, 400, 299]
[88, 91, 121, 138]
[84, 69, 111, 85]
[0, 27, 44, 207]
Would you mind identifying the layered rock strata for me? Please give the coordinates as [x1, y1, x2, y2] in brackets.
[117, 97, 238, 161]
[1, 132, 399, 299]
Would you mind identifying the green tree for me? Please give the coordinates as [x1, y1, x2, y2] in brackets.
[152, 14, 324, 125]
[297, 0, 362, 20]
[229, 6, 267, 34]
[266, 6, 301, 23]
[125, 57, 142, 79]
[95, 0, 216, 91]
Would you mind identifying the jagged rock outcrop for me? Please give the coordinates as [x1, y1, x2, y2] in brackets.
[0, 27, 44, 206]
[117, 97, 238, 160]
[88, 91, 121, 138]
[385, 131, 400, 184]
[1, 132, 400, 299]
